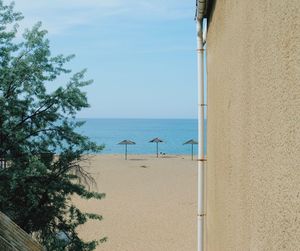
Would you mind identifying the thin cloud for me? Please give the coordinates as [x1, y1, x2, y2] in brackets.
[11, 0, 193, 35]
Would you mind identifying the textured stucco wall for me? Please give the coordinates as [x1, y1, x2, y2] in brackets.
[206, 0, 300, 250]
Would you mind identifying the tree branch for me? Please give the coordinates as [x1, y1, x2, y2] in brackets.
[14, 101, 56, 129]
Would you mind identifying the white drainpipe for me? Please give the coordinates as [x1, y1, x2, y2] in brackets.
[196, 11, 206, 251]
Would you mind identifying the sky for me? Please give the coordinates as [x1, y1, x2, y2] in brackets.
[12, 0, 200, 119]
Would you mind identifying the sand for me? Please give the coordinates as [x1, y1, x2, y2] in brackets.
[73, 154, 197, 251]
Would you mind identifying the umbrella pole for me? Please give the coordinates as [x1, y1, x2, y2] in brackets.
[125, 144, 127, 160]
[192, 144, 194, 160]
[156, 142, 158, 158]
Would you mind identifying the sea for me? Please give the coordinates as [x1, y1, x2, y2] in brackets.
[77, 118, 207, 155]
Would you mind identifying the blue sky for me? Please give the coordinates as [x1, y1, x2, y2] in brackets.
[13, 0, 199, 119]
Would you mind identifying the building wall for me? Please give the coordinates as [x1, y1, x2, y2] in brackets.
[206, 0, 300, 250]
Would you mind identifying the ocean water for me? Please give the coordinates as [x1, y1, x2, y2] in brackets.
[77, 119, 206, 155]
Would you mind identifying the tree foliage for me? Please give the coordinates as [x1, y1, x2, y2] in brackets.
[0, 1, 105, 250]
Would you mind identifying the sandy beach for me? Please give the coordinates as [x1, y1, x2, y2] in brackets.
[73, 154, 197, 251]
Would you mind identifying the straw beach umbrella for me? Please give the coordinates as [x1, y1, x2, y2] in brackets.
[149, 137, 163, 158]
[183, 139, 198, 160]
[118, 140, 136, 160]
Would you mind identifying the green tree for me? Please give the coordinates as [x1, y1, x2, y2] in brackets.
[0, 1, 106, 250]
